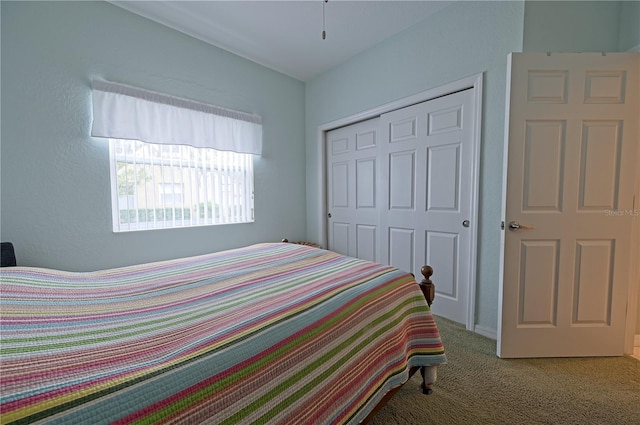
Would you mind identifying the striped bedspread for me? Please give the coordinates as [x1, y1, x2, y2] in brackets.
[1, 243, 446, 424]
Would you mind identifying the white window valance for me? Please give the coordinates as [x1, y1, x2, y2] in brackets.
[91, 80, 262, 155]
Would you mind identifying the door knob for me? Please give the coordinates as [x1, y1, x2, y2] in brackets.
[508, 221, 535, 231]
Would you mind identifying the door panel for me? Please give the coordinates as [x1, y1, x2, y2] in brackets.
[428, 143, 461, 211]
[499, 53, 639, 358]
[523, 121, 565, 211]
[356, 224, 376, 262]
[331, 222, 350, 257]
[389, 227, 414, 274]
[579, 120, 621, 209]
[519, 240, 559, 325]
[356, 159, 376, 208]
[573, 239, 613, 324]
[331, 162, 349, 208]
[426, 231, 458, 299]
[389, 150, 416, 209]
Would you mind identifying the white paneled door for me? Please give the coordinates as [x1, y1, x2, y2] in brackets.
[327, 118, 380, 262]
[379, 89, 475, 325]
[498, 53, 639, 358]
[327, 88, 477, 326]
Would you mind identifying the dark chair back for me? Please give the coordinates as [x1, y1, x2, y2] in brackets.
[1, 242, 17, 267]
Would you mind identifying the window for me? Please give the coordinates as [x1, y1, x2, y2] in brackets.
[159, 183, 184, 206]
[91, 79, 262, 232]
[110, 139, 254, 232]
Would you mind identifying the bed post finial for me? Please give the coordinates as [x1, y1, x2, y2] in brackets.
[419, 264, 437, 396]
[419, 265, 435, 307]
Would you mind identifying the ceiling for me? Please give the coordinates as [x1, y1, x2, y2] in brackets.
[109, 1, 454, 82]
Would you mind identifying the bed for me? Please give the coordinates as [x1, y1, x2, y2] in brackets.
[0, 242, 446, 424]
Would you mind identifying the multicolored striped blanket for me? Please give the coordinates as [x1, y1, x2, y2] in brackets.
[1, 243, 445, 424]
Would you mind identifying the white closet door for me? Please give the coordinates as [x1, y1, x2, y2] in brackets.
[326, 118, 379, 262]
[379, 89, 475, 324]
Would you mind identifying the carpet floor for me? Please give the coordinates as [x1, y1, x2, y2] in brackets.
[371, 316, 640, 425]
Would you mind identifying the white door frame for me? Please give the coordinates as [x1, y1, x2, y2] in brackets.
[315, 73, 483, 331]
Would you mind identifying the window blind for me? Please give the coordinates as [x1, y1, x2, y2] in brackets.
[91, 80, 262, 155]
[110, 139, 254, 232]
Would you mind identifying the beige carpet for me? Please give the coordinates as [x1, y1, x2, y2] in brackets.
[371, 316, 640, 425]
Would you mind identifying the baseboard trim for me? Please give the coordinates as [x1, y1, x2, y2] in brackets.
[474, 325, 497, 340]
[470, 330, 638, 348]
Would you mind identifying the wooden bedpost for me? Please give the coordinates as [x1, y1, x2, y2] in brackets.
[420, 365, 438, 395]
[418, 265, 437, 395]
[418, 265, 435, 307]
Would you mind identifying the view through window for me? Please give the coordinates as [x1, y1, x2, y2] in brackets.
[109, 139, 254, 232]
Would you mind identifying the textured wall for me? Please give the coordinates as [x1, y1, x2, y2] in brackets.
[523, 1, 622, 52]
[618, 0, 640, 51]
[0, 1, 306, 271]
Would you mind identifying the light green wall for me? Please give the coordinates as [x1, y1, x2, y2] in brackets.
[523, 1, 621, 52]
[523, 1, 640, 53]
[305, 1, 526, 332]
[0, 1, 306, 271]
[618, 1, 640, 51]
